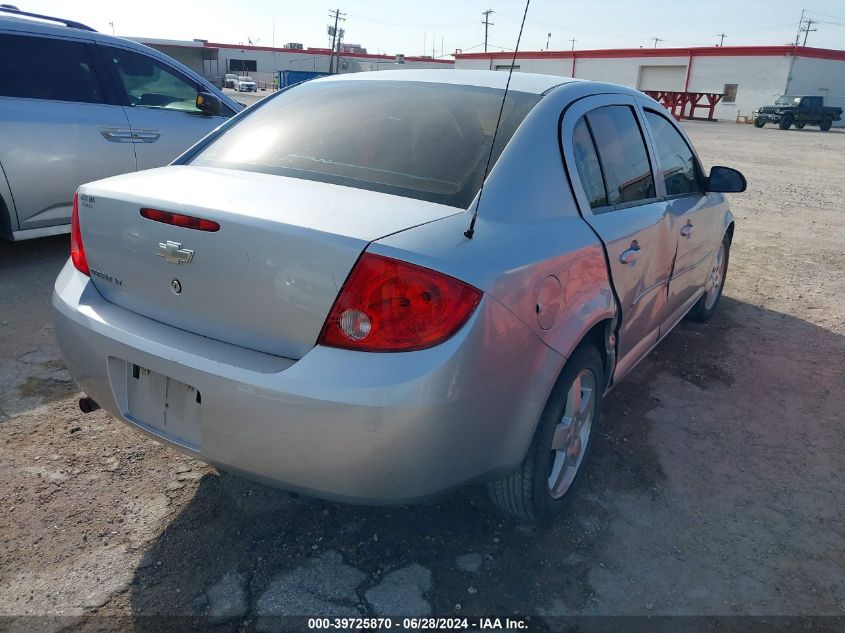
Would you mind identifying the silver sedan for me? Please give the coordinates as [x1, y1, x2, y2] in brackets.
[54, 70, 745, 522]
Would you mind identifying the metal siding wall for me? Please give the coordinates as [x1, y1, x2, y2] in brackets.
[687, 55, 793, 121]
[636, 65, 687, 90]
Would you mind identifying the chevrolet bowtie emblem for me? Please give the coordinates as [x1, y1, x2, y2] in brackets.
[157, 240, 194, 265]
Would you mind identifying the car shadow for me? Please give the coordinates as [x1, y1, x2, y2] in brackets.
[788, 127, 845, 134]
[123, 295, 843, 627]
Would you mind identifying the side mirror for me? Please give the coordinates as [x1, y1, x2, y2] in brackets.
[706, 166, 747, 193]
[195, 92, 222, 117]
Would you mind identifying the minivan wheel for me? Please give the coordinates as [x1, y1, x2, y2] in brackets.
[687, 234, 730, 322]
[487, 345, 604, 523]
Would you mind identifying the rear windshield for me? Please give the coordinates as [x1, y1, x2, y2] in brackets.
[189, 79, 541, 208]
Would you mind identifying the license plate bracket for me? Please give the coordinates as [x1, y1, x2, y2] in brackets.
[124, 363, 202, 449]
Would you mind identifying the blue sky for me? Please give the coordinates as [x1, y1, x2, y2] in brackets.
[27, 1, 845, 55]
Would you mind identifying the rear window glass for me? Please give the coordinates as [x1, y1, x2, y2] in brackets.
[190, 80, 541, 208]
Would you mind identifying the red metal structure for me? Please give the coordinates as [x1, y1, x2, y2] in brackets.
[643, 91, 724, 121]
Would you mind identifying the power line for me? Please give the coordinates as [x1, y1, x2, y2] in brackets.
[805, 8, 845, 22]
[813, 18, 845, 27]
[344, 13, 475, 29]
[482, 9, 495, 52]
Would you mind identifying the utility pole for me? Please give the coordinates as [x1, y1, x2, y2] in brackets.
[336, 25, 345, 70]
[482, 9, 494, 52]
[801, 18, 817, 46]
[652, 37, 664, 48]
[794, 8, 805, 46]
[569, 38, 576, 51]
[108, 21, 114, 35]
[545, 32, 551, 50]
[327, 9, 346, 74]
[716, 32, 727, 46]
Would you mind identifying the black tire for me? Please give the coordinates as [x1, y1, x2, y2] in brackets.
[778, 114, 793, 130]
[0, 194, 13, 240]
[487, 345, 605, 523]
[795, 122, 805, 129]
[820, 117, 833, 132]
[753, 117, 766, 128]
[687, 233, 731, 322]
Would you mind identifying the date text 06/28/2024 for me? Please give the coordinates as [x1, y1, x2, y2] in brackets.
[307, 617, 529, 630]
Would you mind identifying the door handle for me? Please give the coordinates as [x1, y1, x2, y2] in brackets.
[619, 241, 641, 265]
[99, 128, 134, 143]
[131, 130, 161, 143]
[680, 221, 694, 238]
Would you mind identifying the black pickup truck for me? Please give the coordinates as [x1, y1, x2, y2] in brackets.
[753, 96, 842, 131]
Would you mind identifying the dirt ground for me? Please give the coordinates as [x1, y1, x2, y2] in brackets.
[0, 121, 843, 631]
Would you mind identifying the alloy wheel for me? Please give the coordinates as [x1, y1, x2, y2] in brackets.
[548, 369, 596, 499]
[704, 243, 727, 310]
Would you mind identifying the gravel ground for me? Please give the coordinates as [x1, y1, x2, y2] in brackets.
[0, 121, 843, 630]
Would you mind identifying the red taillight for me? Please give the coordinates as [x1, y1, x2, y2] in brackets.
[140, 208, 220, 232]
[318, 253, 482, 352]
[70, 191, 89, 276]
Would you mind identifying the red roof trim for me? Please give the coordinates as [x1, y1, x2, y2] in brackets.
[455, 45, 845, 62]
[141, 42, 218, 51]
[203, 42, 454, 64]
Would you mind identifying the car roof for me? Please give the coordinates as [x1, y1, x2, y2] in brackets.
[314, 69, 577, 95]
[0, 13, 182, 58]
[0, 13, 97, 38]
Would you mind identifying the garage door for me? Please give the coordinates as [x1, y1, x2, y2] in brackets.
[637, 65, 686, 91]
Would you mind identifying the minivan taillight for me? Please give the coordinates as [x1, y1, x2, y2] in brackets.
[70, 191, 89, 276]
[318, 253, 482, 352]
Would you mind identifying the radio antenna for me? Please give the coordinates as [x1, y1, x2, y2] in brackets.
[464, 0, 531, 240]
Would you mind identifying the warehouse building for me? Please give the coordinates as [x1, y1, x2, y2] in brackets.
[455, 46, 845, 125]
[132, 38, 453, 87]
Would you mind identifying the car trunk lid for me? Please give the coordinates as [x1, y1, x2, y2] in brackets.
[78, 165, 460, 359]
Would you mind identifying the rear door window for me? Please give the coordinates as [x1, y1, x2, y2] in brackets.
[644, 110, 702, 196]
[586, 105, 655, 207]
[0, 34, 104, 103]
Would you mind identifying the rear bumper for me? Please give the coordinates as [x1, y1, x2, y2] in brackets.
[53, 261, 563, 503]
